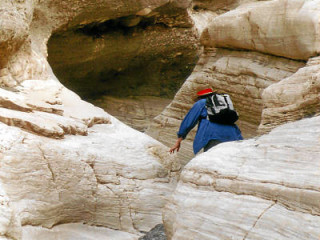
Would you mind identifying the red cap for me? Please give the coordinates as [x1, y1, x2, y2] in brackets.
[197, 88, 213, 96]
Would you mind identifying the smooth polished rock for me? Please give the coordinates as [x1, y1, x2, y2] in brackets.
[259, 56, 320, 133]
[1, 1, 320, 240]
[202, 0, 320, 60]
[0, 116, 180, 234]
[147, 48, 304, 164]
[93, 96, 171, 132]
[164, 115, 320, 240]
[22, 223, 139, 240]
[0, 80, 110, 138]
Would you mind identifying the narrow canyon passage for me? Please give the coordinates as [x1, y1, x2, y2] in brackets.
[47, 14, 200, 132]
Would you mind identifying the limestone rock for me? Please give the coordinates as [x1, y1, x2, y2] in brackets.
[1, 0, 320, 240]
[0, 185, 21, 240]
[0, 78, 180, 237]
[164, 116, 320, 240]
[93, 96, 171, 132]
[0, 0, 33, 68]
[47, 1, 199, 100]
[259, 56, 320, 133]
[192, 0, 258, 12]
[0, 1, 184, 238]
[22, 223, 139, 240]
[0, 80, 110, 138]
[146, 48, 304, 164]
[203, 0, 320, 60]
[0, 116, 180, 234]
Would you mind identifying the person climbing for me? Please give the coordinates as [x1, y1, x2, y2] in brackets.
[169, 88, 243, 154]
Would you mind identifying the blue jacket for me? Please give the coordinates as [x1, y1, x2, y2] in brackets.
[177, 99, 243, 154]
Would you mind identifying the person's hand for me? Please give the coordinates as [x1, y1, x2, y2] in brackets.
[169, 138, 183, 154]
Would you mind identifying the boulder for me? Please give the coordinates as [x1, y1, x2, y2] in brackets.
[164, 116, 320, 240]
[259, 56, 320, 133]
[202, 0, 320, 60]
[0, 100, 180, 235]
[1, 0, 320, 239]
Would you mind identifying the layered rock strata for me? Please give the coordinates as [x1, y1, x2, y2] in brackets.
[201, 0, 320, 132]
[148, 0, 320, 162]
[203, 0, 320, 60]
[22, 223, 140, 240]
[0, 79, 181, 239]
[147, 48, 304, 164]
[0, 0, 184, 239]
[93, 96, 171, 132]
[45, 0, 200, 133]
[1, 0, 320, 239]
[47, 18, 199, 100]
[259, 56, 320, 133]
[164, 116, 320, 240]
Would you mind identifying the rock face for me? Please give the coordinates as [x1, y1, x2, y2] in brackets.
[0, 79, 181, 239]
[146, 48, 305, 163]
[47, 18, 199, 100]
[164, 116, 320, 240]
[259, 56, 320, 133]
[0, 185, 21, 240]
[45, 0, 200, 133]
[203, 0, 320, 60]
[1, 0, 320, 239]
[22, 223, 140, 240]
[0, 0, 183, 239]
[200, 0, 320, 133]
[148, 0, 320, 162]
[92, 96, 171, 132]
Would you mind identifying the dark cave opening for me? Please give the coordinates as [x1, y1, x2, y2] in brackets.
[47, 15, 200, 131]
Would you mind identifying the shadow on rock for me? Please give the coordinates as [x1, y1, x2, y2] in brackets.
[139, 224, 166, 240]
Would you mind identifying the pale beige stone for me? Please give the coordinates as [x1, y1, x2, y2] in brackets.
[164, 116, 320, 240]
[0, 118, 179, 234]
[259, 56, 320, 133]
[0, 88, 32, 112]
[147, 48, 304, 163]
[0, 80, 110, 138]
[0, 0, 33, 67]
[203, 0, 320, 60]
[0, 185, 21, 240]
[136, 7, 152, 16]
[93, 96, 171, 132]
[22, 223, 140, 240]
[1, 0, 320, 239]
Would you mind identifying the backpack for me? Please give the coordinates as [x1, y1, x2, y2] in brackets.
[205, 93, 239, 125]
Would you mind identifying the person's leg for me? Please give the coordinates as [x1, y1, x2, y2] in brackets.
[203, 139, 221, 152]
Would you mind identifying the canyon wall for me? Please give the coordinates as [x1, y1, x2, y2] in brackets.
[0, 0, 320, 239]
[164, 115, 320, 240]
[0, 79, 181, 239]
[159, 0, 320, 239]
[147, 0, 320, 163]
[0, 0, 184, 239]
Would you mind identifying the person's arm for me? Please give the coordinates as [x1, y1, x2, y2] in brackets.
[169, 100, 205, 153]
[169, 137, 183, 153]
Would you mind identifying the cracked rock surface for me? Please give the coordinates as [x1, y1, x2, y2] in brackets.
[148, 0, 320, 163]
[0, 113, 180, 237]
[1, 0, 320, 239]
[163, 116, 320, 240]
